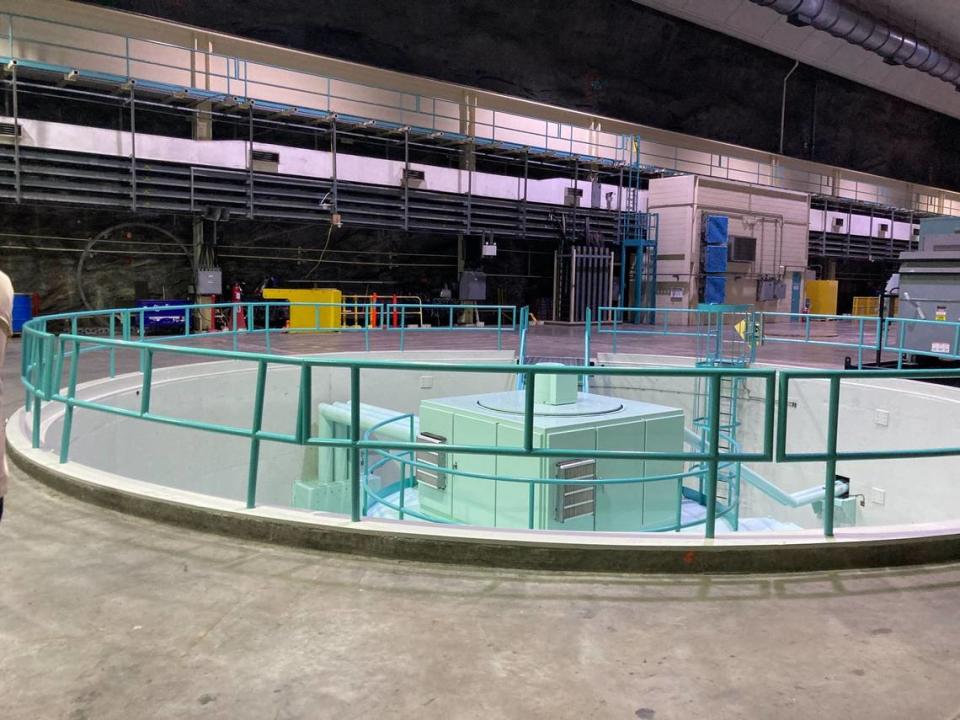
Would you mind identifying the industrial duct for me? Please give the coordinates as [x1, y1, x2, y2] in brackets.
[750, 0, 960, 89]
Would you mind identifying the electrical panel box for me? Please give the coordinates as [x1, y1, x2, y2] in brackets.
[196, 268, 222, 295]
[417, 390, 684, 531]
[459, 271, 487, 301]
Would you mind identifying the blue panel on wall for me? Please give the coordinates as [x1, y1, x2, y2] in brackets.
[704, 276, 726, 304]
[704, 215, 728, 246]
[704, 245, 728, 273]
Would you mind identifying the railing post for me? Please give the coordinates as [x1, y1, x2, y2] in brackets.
[583, 306, 591, 394]
[295, 365, 312, 443]
[265, 303, 271, 353]
[139, 349, 153, 415]
[857, 318, 864, 369]
[350, 366, 362, 521]
[400, 305, 406, 352]
[528, 482, 535, 530]
[246, 360, 268, 509]
[823, 376, 841, 537]
[523, 370, 535, 452]
[612, 309, 619, 353]
[896, 321, 906, 369]
[109, 314, 117, 377]
[59, 338, 81, 463]
[232, 304, 239, 352]
[497, 307, 502, 351]
[138, 309, 146, 371]
[704, 373, 722, 539]
[364, 305, 370, 351]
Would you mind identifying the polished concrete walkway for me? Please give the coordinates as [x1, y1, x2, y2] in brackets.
[3, 332, 959, 718]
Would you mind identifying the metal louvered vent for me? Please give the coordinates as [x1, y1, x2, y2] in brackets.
[415, 432, 447, 490]
[251, 150, 279, 163]
[554, 459, 597, 522]
[0, 122, 21, 139]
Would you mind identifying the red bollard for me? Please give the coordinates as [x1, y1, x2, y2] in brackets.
[392, 294, 398, 328]
[370, 293, 378, 327]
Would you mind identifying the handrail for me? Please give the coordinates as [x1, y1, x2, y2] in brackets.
[21, 302, 960, 539]
[598, 305, 960, 370]
[20, 301, 778, 539]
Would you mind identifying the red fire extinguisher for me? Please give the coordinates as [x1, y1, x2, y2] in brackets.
[231, 282, 246, 329]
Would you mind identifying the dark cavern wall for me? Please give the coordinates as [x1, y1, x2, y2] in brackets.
[0, 206, 550, 314]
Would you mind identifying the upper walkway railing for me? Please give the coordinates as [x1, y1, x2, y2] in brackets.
[2, 6, 960, 215]
[17, 301, 960, 540]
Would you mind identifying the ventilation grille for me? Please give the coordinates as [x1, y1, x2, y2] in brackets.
[251, 150, 279, 163]
[415, 432, 447, 490]
[0, 122, 21, 137]
[554, 459, 596, 522]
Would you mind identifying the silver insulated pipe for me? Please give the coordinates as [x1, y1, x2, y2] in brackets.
[750, 0, 960, 88]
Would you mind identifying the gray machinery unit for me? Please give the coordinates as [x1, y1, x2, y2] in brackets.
[895, 217, 960, 358]
[552, 245, 615, 323]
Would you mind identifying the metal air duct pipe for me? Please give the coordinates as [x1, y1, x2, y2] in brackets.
[750, 0, 960, 89]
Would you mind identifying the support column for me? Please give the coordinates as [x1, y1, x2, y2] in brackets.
[193, 100, 213, 141]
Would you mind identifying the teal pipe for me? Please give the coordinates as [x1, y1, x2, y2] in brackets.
[704, 374, 722, 539]
[823, 376, 841, 537]
[350, 366, 361, 521]
[59, 338, 80, 463]
[246, 360, 268, 509]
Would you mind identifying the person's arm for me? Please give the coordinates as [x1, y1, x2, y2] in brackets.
[0, 270, 12, 339]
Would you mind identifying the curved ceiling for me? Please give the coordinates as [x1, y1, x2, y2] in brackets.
[633, 0, 960, 121]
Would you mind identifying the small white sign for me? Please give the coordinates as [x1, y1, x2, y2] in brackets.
[669, 287, 683, 302]
[931, 342, 951, 354]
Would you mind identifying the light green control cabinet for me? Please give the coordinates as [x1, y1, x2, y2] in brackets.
[416, 389, 684, 531]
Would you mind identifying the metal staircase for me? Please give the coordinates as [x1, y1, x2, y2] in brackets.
[618, 136, 659, 323]
[689, 304, 757, 531]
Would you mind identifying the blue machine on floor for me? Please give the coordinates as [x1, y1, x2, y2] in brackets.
[136, 299, 188, 334]
[11, 293, 36, 334]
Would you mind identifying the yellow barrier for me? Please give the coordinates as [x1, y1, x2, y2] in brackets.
[261, 288, 342, 330]
[805, 280, 838, 316]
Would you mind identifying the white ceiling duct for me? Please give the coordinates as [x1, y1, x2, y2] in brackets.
[751, 0, 960, 88]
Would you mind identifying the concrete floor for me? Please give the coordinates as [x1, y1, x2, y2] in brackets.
[3, 329, 960, 719]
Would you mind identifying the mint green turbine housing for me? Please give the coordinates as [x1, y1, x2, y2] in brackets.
[417, 389, 684, 531]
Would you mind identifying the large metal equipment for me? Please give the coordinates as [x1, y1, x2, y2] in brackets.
[417, 373, 684, 531]
[894, 217, 960, 357]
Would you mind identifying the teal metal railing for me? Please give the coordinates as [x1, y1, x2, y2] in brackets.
[20, 302, 776, 539]
[596, 306, 960, 370]
[381, 303, 518, 351]
[20, 302, 960, 539]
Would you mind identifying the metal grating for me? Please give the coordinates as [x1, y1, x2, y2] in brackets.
[0, 145, 621, 241]
[554, 458, 597, 522]
[415, 432, 447, 491]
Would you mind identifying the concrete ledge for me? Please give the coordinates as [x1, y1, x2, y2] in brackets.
[9, 420, 960, 574]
